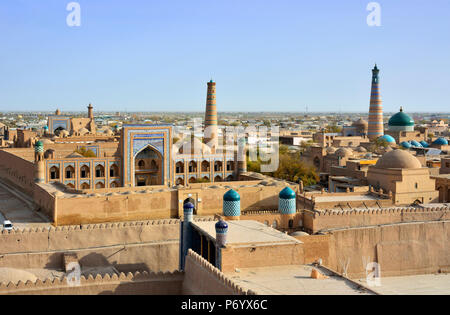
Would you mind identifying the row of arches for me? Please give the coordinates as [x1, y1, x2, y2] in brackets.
[65, 180, 120, 190]
[175, 160, 235, 174]
[175, 174, 234, 185]
[49, 164, 119, 180]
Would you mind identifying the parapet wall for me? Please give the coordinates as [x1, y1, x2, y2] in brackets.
[0, 219, 182, 273]
[0, 270, 183, 295]
[327, 220, 450, 278]
[182, 249, 256, 295]
[0, 149, 35, 196]
[303, 205, 450, 234]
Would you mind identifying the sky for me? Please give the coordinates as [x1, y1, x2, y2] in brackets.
[0, 0, 449, 113]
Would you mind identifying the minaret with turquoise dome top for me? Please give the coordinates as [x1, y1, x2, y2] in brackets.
[34, 140, 45, 183]
[223, 189, 241, 220]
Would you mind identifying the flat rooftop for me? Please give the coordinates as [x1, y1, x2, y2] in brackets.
[226, 265, 373, 295]
[314, 194, 381, 203]
[358, 273, 450, 295]
[191, 220, 301, 247]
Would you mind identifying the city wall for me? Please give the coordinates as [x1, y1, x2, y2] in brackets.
[326, 220, 450, 279]
[0, 149, 35, 196]
[303, 206, 450, 234]
[0, 219, 182, 273]
[0, 271, 183, 295]
[36, 181, 298, 226]
[182, 249, 255, 295]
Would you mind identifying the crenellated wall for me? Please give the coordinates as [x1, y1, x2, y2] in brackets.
[0, 270, 183, 295]
[182, 249, 256, 295]
[303, 206, 450, 234]
[0, 219, 181, 273]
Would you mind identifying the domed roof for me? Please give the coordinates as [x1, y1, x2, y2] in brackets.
[375, 149, 422, 169]
[60, 130, 70, 137]
[43, 126, 49, 130]
[433, 137, 448, 145]
[410, 140, 422, 147]
[35, 140, 43, 147]
[335, 147, 352, 157]
[215, 220, 228, 230]
[352, 118, 368, 127]
[66, 152, 84, 158]
[326, 147, 337, 154]
[224, 189, 240, 201]
[419, 141, 429, 148]
[279, 187, 296, 199]
[400, 141, 412, 149]
[379, 135, 396, 144]
[104, 129, 114, 136]
[355, 146, 367, 153]
[388, 107, 414, 127]
[177, 137, 211, 155]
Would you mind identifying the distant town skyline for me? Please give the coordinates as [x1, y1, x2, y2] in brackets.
[1, 0, 449, 112]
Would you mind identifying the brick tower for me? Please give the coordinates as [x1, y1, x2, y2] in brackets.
[204, 80, 218, 149]
[368, 64, 384, 140]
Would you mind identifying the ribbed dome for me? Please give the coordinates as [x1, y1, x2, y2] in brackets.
[388, 108, 414, 127]
[279, 187, 296, 199]
[410, 140, 422, 147]
[400, 141, 412, 149]
[433, 137, 448, 145]
[379, 135, 396, 144]
[223, 189, 240, 201]
[419, 141, 429, 148]
[352, 118, 368, 127]
[375, 149, 422, 169]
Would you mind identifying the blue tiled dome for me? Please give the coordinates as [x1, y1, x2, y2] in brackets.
[35, 141, 43, 147]
[223, 189, 240, 201]
[400, 141, 412, 149]
[433, 137, 448, 145]
[410, 140, 422, 147]
[43, 126, 49, 130]
[279, 187, 296, 200]
[388, 108, 414, 127]
[419, 141, 429, 148]
[379, 135, 396, 144]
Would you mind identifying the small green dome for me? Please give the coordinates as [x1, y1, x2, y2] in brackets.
[279, 187, 296, 199]
[388, 107, 414, 127]
[35, 141, 43, 147]
[223, 189, 240, 201]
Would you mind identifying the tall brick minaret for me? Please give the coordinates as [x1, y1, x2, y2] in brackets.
[368, 64, 384, 140]
[204, 80, 218, 149]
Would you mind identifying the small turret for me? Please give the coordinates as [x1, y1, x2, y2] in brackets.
[278, 187, 296, 230]
[215, 219, 228, 247]
[223, 189, 240, 220]
[179, 202, 195, 270]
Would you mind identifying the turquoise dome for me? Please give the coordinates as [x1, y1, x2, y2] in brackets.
[184, 202, 194, 210]
[419, 141, 429, 148]
[400, 141, 412, 149]
[223, 189, 240, 201]
[43, 126, 49, 130]
[35, 141, 43, 147]
[379, 135, 396, 144]
[433, 137, 448, 145]
[388, 108, 414, 127]
[410, 140, 422, 147]
[279, 187, 296, 200]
